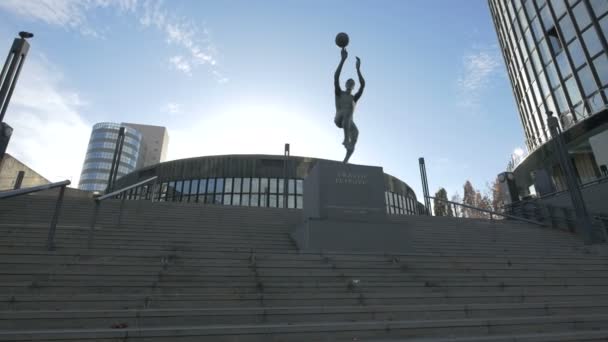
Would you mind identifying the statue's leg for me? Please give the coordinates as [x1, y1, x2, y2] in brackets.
[334, 113, 343, 128]
[350, 121, 359, 148]
[343, 121, 356, 163]
[342, 115, 351, 146]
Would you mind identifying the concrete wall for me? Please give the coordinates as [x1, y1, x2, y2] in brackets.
[0, 154, 50, 191]
[590, 130, 608, 172]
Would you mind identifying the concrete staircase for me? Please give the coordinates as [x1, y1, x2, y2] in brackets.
[0, 194, 608, 341]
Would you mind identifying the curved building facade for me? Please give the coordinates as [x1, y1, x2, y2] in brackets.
[78, 123, 143, 192]
[489, 0, 608, 195]
[113, 155, 424, 215]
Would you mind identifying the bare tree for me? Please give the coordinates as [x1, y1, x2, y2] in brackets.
[451, 192, 462, 217]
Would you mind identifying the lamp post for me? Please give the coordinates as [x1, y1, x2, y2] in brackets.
[0, 31, 33, 163]
[418, 158, 431, 216]
[106, 127, 126, 193]
[546, 111, 596, 244]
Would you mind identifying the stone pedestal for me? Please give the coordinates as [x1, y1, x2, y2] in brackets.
[303, 161, 386, 222]
[291, 160, 410, 253]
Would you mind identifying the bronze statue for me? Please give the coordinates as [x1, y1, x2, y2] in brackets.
[334, 33, 365, 163]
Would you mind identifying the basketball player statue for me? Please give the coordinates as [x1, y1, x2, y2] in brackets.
[334, 32, 365, 163]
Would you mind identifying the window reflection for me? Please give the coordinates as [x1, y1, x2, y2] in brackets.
[270, 178, 277, 193]
[216, 178, 224, 194]
[233, 178, 242, 193]
[269, 194, 277, 208]
[225, 178, 233, 193]
[593, 54, 608, 86]
[124, 175, 419, 216]
[207, 178, 215, 194]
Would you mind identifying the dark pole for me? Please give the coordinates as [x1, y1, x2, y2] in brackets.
[546, 111, 595, 244]
[13, 170, 25, 190]
[283, 143, 290, 209]
[0, 32, 33, 162]
[106, 127, 125, 193]
[419, 157, 432, 216]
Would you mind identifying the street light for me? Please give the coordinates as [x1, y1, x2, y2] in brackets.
[0, 31, 33, 163]
[546, 111, 596, 244]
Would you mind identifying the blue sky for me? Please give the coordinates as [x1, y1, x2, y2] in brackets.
[0, 0, 525, 200]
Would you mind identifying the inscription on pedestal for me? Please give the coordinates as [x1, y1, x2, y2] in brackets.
[303, 160, 386, 222]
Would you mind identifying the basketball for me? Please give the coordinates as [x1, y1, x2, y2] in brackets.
[335, 32, 349, 48]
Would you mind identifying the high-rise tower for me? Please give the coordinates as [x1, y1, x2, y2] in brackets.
[78, 123, 143, 192]
[489, 0, 608, 194]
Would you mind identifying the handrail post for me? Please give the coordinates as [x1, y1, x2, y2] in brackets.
[46, 185, 66, 251]
[598, 217, 608, 242]
[88, 200, 100, 249]
[117, 195, 126, 228]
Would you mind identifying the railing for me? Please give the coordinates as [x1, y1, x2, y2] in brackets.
[506, 200, 608, 242]
[530, 174, 608, 201]
[426, 196, 546, 226]
[0, 180, 70, 250]
[88, 176, 157, 248]
[593, 215, 608, 242]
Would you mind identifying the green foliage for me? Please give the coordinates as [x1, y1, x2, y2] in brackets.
[433, 188, 452, 216]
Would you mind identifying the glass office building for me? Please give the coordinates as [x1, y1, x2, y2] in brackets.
[78, 123, 143, 192]
[112, 154, 425, 215]
[489, 0, 608, 194]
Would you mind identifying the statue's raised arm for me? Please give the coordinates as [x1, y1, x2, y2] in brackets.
[334, 48, 347, 95]
[354, 57, 365, 102]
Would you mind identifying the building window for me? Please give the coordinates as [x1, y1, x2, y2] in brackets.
[552, 0, 567, 19]
[206, 178, 216, 204]
[198, 178, 207, 203]
[568, 39, 586, 68]
[593, 54, 608, 86]
[546, 62, 560, 88]
[582, 27, 603, 58]
[577, 65, 597, 96]
[215, 178, 224, 204]
[556, 51, 571, 77]
[573, 1, 592, 30]
[559, 15, 576, 44]
[591, 0, 608, 17]
[190, 179, 199, 202]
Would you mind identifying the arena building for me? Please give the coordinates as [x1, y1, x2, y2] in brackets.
[112, 154, 425, 216]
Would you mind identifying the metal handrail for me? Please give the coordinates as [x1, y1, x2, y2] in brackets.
[526, 174, 608, 202]
[0, 179, 71, 251]
[427, 196, 546, 226]
[97, 176, 157, 202]
[0, 179, 70, 199]
[88, 176, 157, 248]
[510, 87, 608, 170]
[505, 200, 608, 242]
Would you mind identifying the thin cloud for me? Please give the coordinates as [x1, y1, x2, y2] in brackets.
[0, 0, 225, 81]
[457, 44, 501, 110]
[5, 55, 91, 185]
[169, 55, 192, 75]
